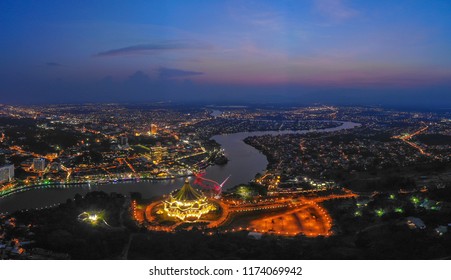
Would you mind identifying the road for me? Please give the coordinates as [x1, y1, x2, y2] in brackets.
[394, 125, 430, 156]
[138, 192, 356, 237]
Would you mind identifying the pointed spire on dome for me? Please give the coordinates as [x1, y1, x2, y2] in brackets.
[172, 178, 204, 201]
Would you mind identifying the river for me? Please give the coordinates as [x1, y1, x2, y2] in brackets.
[0, 120, 360, 214]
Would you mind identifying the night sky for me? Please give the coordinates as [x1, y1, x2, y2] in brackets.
[1, 0, 451, 107]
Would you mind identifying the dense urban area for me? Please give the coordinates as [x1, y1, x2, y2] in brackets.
[1, 104, 450, 259]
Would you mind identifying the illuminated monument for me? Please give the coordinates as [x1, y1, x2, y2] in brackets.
[163, 178, 215, 221]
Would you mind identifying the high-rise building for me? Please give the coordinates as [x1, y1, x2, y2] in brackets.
[151, 144, 168, 164]
[32, 158, 46, 172]
[0, 164, 14, 184]
[150, 124, 157, 135]
[120, 136, 128, 146]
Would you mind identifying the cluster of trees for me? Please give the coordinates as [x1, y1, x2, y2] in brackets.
[344, 175, 417, 192]
[9, 187, 451, 260]
[417, 134, 451, 146]
[127, 188, 451, 260]
[127, 225, 451, 260]
[14, 191, 129, 259]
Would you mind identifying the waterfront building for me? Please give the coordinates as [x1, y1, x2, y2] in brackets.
[163, 179, 214, 221]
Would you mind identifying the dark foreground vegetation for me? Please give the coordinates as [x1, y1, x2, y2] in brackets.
[3, 187, 451, 260]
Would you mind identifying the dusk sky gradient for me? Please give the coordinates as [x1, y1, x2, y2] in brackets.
[1, 0, 451, 107]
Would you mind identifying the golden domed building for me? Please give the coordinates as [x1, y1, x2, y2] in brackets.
[163, 179, 215, 221]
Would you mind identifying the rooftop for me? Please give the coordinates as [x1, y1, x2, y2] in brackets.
[171, 179, 204, 202]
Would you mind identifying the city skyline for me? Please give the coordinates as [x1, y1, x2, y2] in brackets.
[1, 0, 451, 107]
[1, 103, 450, 261]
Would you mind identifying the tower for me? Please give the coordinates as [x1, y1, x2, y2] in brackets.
[150, 124, 157, 135]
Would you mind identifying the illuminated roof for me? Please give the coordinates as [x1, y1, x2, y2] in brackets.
[163, 179, 215, 221]
[172, 179, 204, 201]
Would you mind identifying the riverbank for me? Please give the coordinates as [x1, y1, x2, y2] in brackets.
[0, 121, 360, 214]
[0, 175, 191, 199]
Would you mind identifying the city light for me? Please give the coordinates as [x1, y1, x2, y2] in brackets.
[375, 209, 385, 217]
[77, 211, 107, 226]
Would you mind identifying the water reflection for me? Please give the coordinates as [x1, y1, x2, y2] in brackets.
[0, 121, 359, 213]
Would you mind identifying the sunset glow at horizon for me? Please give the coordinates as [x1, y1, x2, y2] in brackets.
[1, 0, 451, 106]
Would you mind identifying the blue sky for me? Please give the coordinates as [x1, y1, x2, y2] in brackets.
[1, 0, 451, 107]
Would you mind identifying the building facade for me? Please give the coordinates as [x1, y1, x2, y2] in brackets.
[32, 158, 46, 172]
[163, 179, 214, 221]
[0, 164, 14, 184]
